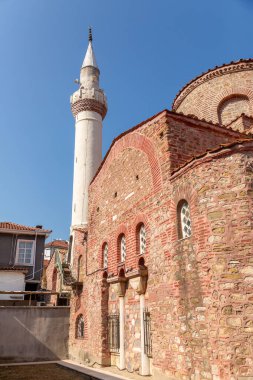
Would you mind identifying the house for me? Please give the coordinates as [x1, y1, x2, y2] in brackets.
[0, 222, 51, 301]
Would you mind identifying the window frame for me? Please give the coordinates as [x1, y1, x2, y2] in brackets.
[15, 239, 35, 266]
[178, 200, 192, 240]
[138, 223, 146, 255]
[102, 243, 108, 269]
[119, 234, 126, 263]
[76, 314, 85, 340]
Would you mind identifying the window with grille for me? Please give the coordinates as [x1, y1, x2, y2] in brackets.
[180, 201, 191, 238]
[108, 314, 120, 353]
[139, 224, 146, 255]
[76, 314, 85, 339]
[15, 240, 34, 265]
[103, 243, 108, 269]
[120, 235, 126, 262]
[143, 308, 152, 357]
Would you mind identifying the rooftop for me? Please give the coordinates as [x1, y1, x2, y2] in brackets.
[172, 58, 253, 110]
[45, 240, 68, 249]
[0, 222, 51, 235]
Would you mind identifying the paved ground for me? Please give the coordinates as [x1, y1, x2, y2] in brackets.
[0, 363, 95, 380]
[61, 360, 152, 380]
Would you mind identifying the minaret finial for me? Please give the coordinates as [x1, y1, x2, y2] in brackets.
[88, 26, 92, 43]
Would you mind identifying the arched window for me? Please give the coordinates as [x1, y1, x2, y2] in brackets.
[120, 235, 126, 262]
[178, 200, 192, 239]
[138, 223, 146, 255]
[76, 314, 85, 339]
[103, 243, 108, 269]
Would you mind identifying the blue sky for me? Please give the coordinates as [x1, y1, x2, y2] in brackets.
[0, 0, 252, 240]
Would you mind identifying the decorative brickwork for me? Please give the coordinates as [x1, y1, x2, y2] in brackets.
[173, 60, 253, 133]
[71, 98, 107, 119]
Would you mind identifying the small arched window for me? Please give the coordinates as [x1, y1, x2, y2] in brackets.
[178, 200, 192, 239]
[120, 235, 126, 262]
[139, 224, 146, 255]
[103, 243, 108, 269]
[76, 314, 84, 339]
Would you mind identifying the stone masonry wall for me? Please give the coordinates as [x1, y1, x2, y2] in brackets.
[168, 146, 253, 379]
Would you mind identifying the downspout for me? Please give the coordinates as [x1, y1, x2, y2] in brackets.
[26, 231, 38, 281]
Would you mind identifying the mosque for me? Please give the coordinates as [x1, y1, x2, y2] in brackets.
[67, 29, 253, 379]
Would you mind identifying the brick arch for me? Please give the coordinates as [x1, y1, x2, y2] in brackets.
[90, 132, 163, 217]
[100, 241, 109, 269]
[171, 182, 198, 240]
[210, 87, 253, 124]
[74, 309, 88, 340]
[115, 224, 128, 265]
[132, 213, 150, 259]
[171, 180, 212, 250]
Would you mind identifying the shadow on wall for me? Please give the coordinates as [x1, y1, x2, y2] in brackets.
[0, 307, 70, 363]
[177, 238, 210, 378]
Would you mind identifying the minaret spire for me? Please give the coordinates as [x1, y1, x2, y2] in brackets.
[88, 26, 92, 42]
[82, 27, 98, 69]
[70, 29, 107, 228]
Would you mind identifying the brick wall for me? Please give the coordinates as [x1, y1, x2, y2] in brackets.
[166, 113, 245, 174]
[68, 108, 253, 379]
[173, 62, 253, 132]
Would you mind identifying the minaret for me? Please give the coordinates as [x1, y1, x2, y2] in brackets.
[70, 28, 107, 227]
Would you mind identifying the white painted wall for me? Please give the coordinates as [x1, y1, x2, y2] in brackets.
[44, 248, 51, 260]
[71, 110, 102, 226]
[0, 271, 25, 300]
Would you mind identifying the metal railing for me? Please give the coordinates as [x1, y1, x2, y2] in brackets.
[108, 313, 120, 353]
[143, 308, 152, 357]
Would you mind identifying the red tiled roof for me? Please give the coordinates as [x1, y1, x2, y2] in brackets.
[0, 222, 51, 234]
[45, 240, 68, 249]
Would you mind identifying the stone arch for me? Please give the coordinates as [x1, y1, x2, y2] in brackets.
[133, 213, 150, 257]
[89, 132, 163, 218]
[171, 182, 198, 241]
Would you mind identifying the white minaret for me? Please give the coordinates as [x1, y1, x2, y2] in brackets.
[70, 28, 107, 228]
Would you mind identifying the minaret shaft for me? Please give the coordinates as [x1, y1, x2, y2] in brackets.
[70, 31, 107, 228]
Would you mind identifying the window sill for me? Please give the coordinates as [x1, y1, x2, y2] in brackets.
[15, 263, 34, 267]
[178, 235, 192, 242]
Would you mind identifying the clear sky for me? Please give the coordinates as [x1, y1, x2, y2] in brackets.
[0, 0, 252, 241]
